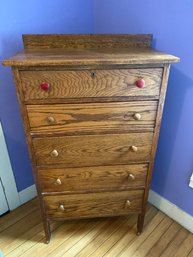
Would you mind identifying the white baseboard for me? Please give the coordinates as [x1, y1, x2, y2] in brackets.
[148, 190, 193, 233]
[18, 184, 37, 205]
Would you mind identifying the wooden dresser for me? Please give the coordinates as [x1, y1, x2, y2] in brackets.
[3, 34, 179, 243]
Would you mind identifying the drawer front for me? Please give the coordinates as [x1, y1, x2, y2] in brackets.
[27, 101, 157, 135]
[20, 68, 162, 101]
[38, 164, 148, 193]
[44, 190, 144, 218]
[33, 133, 153, 167]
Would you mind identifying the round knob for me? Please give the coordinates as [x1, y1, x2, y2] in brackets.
[135, 79, 145, 88]
[133, 113, 141, 121]
[131, 145, 138, 152]
[51, 149, 59, 157]
[47, 116, 55, 124]
[125, 200, 131, 207]
[58, 204, 65, 211]
[55, 178, 62, 185]
[128, 173, 135, 180]
[40, 82, 50, 91]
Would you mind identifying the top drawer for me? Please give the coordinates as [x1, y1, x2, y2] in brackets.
[20, 68, 163, 101]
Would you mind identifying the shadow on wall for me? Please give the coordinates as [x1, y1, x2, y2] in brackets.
[152, 66, 193, 201]
[0, 36, 34, 191]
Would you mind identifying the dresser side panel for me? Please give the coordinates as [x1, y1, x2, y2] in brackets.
[11, 68, 50, 239]
[142, 65, 171, 213]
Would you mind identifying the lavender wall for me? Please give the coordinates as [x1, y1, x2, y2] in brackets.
[0, 0, 94, 191]
[95, 0, 193, 216]
[1, 0, 193, 217]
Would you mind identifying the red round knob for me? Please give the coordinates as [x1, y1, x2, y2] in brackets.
[40, 82, 50, 91]
[135, 79, 145, 88]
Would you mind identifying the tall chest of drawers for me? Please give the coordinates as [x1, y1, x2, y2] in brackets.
[3, 34, 179, 243]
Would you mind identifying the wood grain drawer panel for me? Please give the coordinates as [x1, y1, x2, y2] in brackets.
[33, 133, 153, 167]
[38, 164, 148, 193]
[44, 190, 144, 219]
[20, 68, 162, 101]
[27, 101, 157, 135]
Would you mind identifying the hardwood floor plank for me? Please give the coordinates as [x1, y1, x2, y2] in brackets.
[0, 209, 41, 251]
[75, 217, 127, 257]
[3, 221, 42, 255]
[41, 219, 113, 256]
[131, 216, 173, 257]
[104, 206, 158, 257]
[160, 228, 189, 257]
[86, 215, 137, 257]
[6, 221, 61, 257]
[17, 220, 90, 257]
[187, 248, 193, 257]
[173, 234, 193, 257]
[119, 211, 165, 256]
[0, 198, 38, 232]
[0, 201, 192, 257]
[145, 221, 181, 257]
[62, 217, 118, 256]
[47, 219, 107, 257]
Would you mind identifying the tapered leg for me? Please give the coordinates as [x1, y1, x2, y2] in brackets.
[137, 213, 145, 235]
[43, 219, 51, 243]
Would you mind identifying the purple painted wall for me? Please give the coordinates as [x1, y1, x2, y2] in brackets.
[95, 0, 193, 216]
[1, 0, 193, 216]
[0, 0, 94, 191]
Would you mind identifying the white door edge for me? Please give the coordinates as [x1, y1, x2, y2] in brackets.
[0, 122, 20, 210]
[0, 179, 9, 215]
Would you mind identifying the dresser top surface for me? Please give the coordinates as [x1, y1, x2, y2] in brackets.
[2, 47, 179, 67]
[2, 34, 179, 67]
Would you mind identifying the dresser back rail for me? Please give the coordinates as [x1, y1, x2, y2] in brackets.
[22, 34, 153, 49]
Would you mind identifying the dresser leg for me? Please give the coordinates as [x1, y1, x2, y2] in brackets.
[137, 213, 145, 235]
[43, 219, 51, 244]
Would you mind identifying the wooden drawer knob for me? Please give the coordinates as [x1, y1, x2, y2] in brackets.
[47, 116, 55, 124]
[40, 82, 50, 91]
[125, 200, 131, 207]
[58, 204, 65, 212]
[133, 113, 141, 120]
[131, 145, 138, 152]
[136, 79, 145, 88]
[55, 178, 62, 185]
[128, 173, 135, 180]
[51, 149, 59, 157]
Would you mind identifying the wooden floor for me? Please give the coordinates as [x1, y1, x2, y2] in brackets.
[0, 198, 193, 257]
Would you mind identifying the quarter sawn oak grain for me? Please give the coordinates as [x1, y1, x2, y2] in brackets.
[33, 133, 153, 167]
[20, 68, 162, 101]
[27, 101, 157, 135]
[2, 34, 179, 243]
[38, 164, 148, 193]
[44, 190, 144, 219]
[22, 34, 153, 49]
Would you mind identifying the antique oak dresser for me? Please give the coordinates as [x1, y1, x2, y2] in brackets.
[3, 34, 179, 243]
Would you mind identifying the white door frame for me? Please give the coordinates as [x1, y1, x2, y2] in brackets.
[0, 122, 20, 210]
